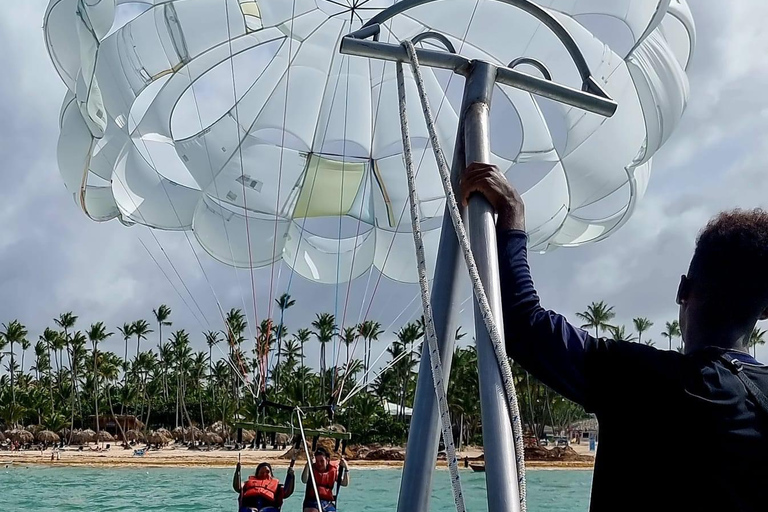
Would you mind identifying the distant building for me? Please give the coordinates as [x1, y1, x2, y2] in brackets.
[568, 417, 599, 444]
[89, 415, 143, 435]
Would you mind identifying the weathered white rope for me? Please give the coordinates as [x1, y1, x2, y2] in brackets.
[396, 59, 468, 512]
[296, 408, 326, 511]
[398, 39, 527, 511]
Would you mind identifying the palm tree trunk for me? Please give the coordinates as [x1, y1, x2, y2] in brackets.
[20, 350, 25, 377]
[93, 344, 100, 437]
[10, 339, 15, 405]
[108, 385, 128, 447]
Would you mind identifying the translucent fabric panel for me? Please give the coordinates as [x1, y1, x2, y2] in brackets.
[283, 223, 376, 284]
[627, 29, 688, 164]
[80, 0, 116, 41]
[44, 0, 81, 90]
[294, 155, 366, 219]
[661, 0, 695, 69]
[83, 185, 121, 221]
[542, 0, 669, 54]
[193, 194, 290, 267]
[374, 227, 441, 283]
[58, 95, 94, 195]
[204, 144, 306, 217]
[113, 142, 199, 229]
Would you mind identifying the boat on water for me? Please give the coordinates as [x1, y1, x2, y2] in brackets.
[469, 463, 485, 473]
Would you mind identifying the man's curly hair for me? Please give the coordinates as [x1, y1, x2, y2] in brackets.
[688, 208, 768, 322]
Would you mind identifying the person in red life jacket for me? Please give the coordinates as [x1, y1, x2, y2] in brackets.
[301, 447, 349, 512]
[233, 461, 295, 512]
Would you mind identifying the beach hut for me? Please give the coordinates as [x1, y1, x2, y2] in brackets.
[9, 429, 34, 444]
[37, 430, 60, 444]
[97, 431, 114, 442]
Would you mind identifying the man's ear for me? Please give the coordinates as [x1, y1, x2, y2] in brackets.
[676, 275, 690, 305]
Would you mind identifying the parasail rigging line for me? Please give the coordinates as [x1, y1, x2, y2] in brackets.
[339, 338, 422, 406]
[334, 289, 422, 403]
[266, 0, 300, 328]
[341, 5, 482, 378]
[182, 50, 256, 346]
[264, 19, 365, 389]
[137, 237, 207, 330]
[223, 0, 262, 393]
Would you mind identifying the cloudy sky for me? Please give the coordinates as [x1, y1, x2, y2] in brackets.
[1, 0, 767, 380]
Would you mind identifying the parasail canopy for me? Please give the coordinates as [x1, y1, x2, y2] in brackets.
[44, 0, 695, 284]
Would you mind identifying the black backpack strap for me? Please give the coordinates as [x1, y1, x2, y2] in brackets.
[719, 355, 768, 416]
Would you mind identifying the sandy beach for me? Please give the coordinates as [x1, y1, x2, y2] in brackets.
[1, 444, 594, 470]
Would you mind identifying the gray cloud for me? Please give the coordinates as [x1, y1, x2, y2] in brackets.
[0, 0, 766, 373]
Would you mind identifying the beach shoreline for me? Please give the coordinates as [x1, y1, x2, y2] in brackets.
[1, 446, 594, 470]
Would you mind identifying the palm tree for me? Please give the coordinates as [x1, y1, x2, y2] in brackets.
[607, 325, 637, 343]
[748, 327, 766, 358]
[117, 323, 134, 415]
[662, 321, 681, 351]
[153, 305, 172, 397]
[87, 322, 113, 437]
[274, 293, 296, 384]
[358, 320, 384, 384]
[1, 320, 28, 406]
[576, 301, 615, 338]
[131, 319, 153, 361]
[19, 337, 30, 377]
[633, 317, 653, 345]
[312, 313, 337, 398]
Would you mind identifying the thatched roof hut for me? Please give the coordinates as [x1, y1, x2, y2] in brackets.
[203, 432, 223, 445]
[8, 429, 34, 444]
[123, 429, 145, 443]
[209, 421, 230, 438]
[37, 430, 60, 444]
[241, 429, 255, 443]
[97, 431, 114, 442]
[26, 424, 45, 435]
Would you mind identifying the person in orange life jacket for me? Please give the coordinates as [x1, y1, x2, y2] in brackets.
[233, 461, 295, 512]
[301, 447, 349, 512]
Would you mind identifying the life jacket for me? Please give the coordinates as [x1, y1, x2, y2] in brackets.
[242, 475, 280, 504]
[306, 461, 339, 502]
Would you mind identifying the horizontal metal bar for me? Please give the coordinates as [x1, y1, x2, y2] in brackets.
[495, 66, 617, 117]
[340, 37, 470, 74]
[340, 37, 616, 117]
[234, 423, 353, 440]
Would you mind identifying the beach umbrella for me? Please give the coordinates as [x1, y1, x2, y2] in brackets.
[97, 431, 115, 442]
[81, 429, 97, 443]
[172, 427, 185, 441]
[37, 430, 60, 444]
[241, 430, 255, 443]
[26, 424, 44, 435]
[185, 426, 203, 442]
[9, 429, 34, 444]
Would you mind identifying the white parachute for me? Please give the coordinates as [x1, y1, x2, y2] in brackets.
[44, 0, 695, 284]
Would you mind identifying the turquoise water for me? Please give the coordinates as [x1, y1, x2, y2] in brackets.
[0, 466, 591, 511]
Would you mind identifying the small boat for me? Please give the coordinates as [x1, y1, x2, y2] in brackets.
[469, 463, 485, 472]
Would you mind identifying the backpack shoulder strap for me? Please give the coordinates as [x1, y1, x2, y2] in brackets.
[719, 355, 768, 416]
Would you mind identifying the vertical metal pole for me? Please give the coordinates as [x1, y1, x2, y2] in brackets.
[396, 77, 470, 512]
[464, 61, 521, 512]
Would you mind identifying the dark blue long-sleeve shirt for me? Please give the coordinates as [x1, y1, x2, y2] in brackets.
[498, 229, 768, 512]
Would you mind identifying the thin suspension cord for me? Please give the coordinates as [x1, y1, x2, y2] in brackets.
[223, 0, 260, 349]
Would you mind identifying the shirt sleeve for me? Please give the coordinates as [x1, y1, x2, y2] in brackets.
[496, 229, 681, 413]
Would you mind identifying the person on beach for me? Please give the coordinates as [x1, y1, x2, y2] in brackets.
[233, 461, 295, 512]
[460, 162, 768, 512]
[301, 447, 349, 512]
